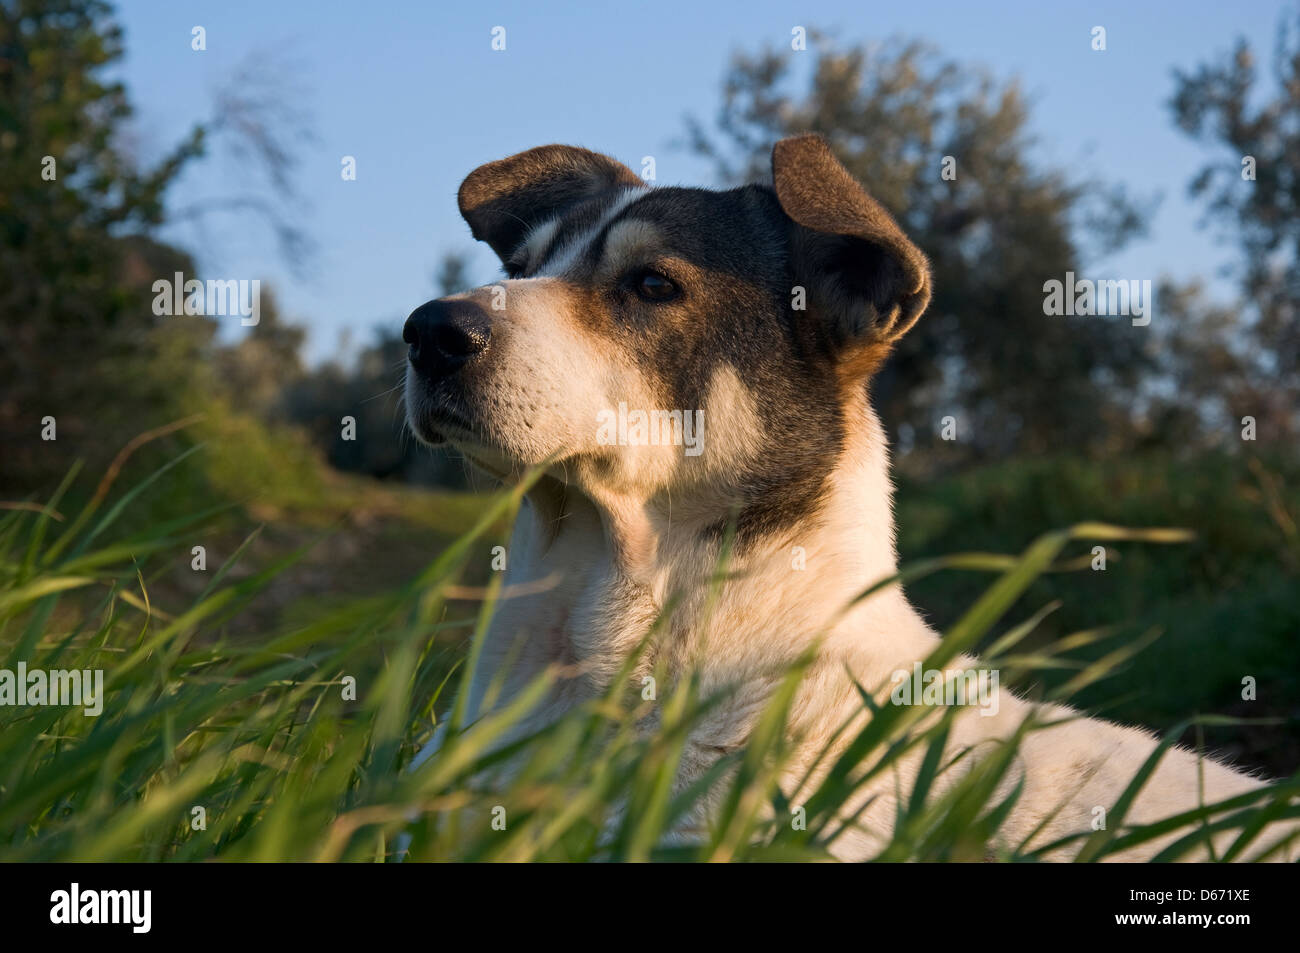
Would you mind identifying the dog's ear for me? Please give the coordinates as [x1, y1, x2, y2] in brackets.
[458, 145, 644, 263]
[772, 135, 931, 373]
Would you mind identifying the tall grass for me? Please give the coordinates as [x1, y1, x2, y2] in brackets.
[1, 448, 1297, 862]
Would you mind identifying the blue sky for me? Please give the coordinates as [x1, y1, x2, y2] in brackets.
[113, 0, 1287, 362]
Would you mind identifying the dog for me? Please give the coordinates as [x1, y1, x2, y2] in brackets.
[403, 135, 1292, 861]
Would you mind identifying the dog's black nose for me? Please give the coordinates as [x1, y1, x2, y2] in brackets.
[403, 299, 491, 375]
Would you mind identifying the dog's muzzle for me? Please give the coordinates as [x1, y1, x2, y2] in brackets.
[403, 298, 492, 378]
[403, 297, 495, 445]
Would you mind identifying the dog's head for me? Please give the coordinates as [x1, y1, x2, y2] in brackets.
[405, 135, 929, 529]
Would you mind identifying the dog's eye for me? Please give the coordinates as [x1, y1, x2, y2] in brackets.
[635, 270, 678, 302]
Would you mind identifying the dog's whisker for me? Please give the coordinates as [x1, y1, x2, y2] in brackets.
[362, 383, 404, 404]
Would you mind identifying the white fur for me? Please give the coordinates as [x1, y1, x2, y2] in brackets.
[416, 379, 1294, 861]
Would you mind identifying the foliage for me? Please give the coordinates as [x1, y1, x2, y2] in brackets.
[1167, 10, 1300, 441]
[685, 35, 1155, 458]
[897, 451, 1300, 773]
[2, 452, 1296, 862]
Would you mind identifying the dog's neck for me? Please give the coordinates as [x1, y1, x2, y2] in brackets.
[467, 392, 922, 726]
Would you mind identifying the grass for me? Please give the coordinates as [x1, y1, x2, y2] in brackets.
[897, 452, 1300, 774]
[1, 440, 1298, 861]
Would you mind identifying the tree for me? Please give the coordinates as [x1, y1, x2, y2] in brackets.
[434, 250, 473, 297]
[685, 36, 1153, 459]
[212, 290, 306, 419]
[1169, 11, 1300, 441]
[0, 0, 314, 491]
[0, 0, 208, 487]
